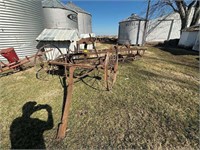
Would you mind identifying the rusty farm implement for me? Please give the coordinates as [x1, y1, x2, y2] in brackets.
[34, 37, 147, 140]
[0, 48, 35, 73]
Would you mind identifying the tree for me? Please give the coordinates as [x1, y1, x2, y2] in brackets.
[150, 0, 200, 30]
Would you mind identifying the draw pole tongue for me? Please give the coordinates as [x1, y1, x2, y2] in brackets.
[56, 123, 67, 140]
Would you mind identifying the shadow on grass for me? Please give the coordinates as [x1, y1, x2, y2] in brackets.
[145, 55, 199, 69]
[57, 68, 107, 92]
[138, 70, 198, 91]
[153, 44, 199, 56]
[10, 101, 54, 149]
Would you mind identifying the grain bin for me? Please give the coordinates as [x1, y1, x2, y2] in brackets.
[0, 0, 44, 61]
[66, 1, 92, 34]
[118, 14, 145, 45]
[42, 0, 78, 29]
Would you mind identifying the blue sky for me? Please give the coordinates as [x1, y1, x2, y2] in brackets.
[61, 0, 148, 35]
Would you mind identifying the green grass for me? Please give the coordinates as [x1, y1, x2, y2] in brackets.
[0, 46, 199, 149]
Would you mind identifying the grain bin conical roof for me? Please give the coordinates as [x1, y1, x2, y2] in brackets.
[120, 13, 145, 23]
[66, 1, 91, 15]
[42, 0, 75, 11]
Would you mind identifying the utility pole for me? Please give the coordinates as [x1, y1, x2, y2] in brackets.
[142, 0, 151, 46]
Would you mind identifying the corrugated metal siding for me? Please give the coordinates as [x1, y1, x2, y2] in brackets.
[0, 0, 44, 61]
[42, 8, 78, 29]
[66, 1, 91, 15]
[78, 13, 92, 34]
[66, 2, 92, 34]
[36, 28, 79, 41]
[118, 20, 145, 45]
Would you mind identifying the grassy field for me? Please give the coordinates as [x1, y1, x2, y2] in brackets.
[0, 44, 199, 149]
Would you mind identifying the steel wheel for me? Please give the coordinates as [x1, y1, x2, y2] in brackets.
[34, 44, 64, 80]
[104, 51, 118, 91]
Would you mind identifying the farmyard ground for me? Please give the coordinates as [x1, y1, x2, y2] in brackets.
[0, 44, 199, 149]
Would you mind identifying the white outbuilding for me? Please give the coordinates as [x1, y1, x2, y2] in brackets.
[36, 28, 79, 57]
[146, 12, 181, 42]
[178, 24, 199, 51]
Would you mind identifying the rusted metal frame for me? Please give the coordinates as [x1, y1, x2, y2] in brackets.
[73, 68, 98, 83]
[90, 35, 99, 58]
[103, 46, 118, 90]
[104, 52, 110, 90]
[76, 37, 96, 45]
[0, 58, 30, 73]
[38, 45, 145, 140]
[48, 60, 104, 69]
[72, 47, 146, 62]
[55, 58, 103, 140]
[56, 66, 75, 140]
[58, 47, 146, 68]
[83, 53, 88, 64]
[0, 61, 4, 72]
[0, 48, 54, 73]
[68, 56, 100, 63]
[34, 48, 54, 58]
[77, 36, 99, 58]
[1, 61, 16, 67]
[81, 48, 146, 56]
[69, 55, 105, 66]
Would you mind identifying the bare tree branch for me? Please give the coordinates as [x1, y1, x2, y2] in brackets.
[188, 0, 196, 9]
[149, 0, 199, 30]
[175, 1, 186, 18]
[190, 0, 200, 26]
[165, 1, 178, 12]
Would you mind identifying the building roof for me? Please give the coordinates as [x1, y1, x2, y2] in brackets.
[36, 29, 79, 41]
[120, 13, 145, 23]
[42, 0, 75, 11]
[66, 1, 91, 15]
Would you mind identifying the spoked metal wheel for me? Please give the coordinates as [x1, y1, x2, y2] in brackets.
[78, 68, 105, 90]
[104, 50, 119, 91]
[34, 44, 64, 80]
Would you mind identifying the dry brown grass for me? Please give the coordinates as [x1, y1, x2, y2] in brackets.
[0, 45, 199, 149]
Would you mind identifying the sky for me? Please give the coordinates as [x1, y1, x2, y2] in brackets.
[61, 0, 148, 35]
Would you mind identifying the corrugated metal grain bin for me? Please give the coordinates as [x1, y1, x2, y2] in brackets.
[66, 1, 92, 34]
[42, 0, 78, 30]
[0, 0, 44, 61]
[118, 14, 145, 45]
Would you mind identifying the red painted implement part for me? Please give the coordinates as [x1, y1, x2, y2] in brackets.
[0, 47, 19, 63]
[0, 48, 38, 73]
